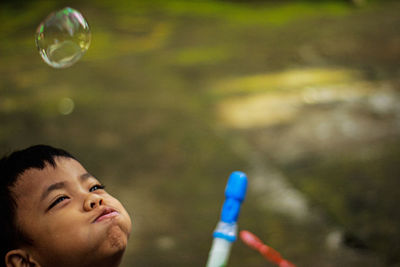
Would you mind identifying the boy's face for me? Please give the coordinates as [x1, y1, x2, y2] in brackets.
[11, 157, 132, 267]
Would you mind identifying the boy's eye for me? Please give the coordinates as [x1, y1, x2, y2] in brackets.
[90, 184, 105, 192]
[48, 196, 69, 210]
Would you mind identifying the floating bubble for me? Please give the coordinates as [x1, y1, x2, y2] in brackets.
[35, 7, 91, 68]
[58, 97, 75, 115]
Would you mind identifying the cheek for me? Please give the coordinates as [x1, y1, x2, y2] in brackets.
[107, 197, 132, 233]
[36, 210, 91, 248]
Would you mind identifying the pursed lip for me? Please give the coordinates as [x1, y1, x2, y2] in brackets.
[93, 207, 119, 223]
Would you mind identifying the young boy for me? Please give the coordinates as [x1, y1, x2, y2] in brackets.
[0, 145, 132, 267]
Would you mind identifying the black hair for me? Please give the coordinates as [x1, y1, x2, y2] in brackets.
[0, 145, 75, 265]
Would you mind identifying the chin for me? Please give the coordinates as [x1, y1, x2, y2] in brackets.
[106, 224, 130, 252]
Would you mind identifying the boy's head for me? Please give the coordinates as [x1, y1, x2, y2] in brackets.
[0, 145, 132, 267]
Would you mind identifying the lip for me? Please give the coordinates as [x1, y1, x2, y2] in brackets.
[93, 207, 119, 223]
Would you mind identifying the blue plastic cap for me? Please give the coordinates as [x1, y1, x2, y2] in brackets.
[220, 171, 248, 223]
[225, 171, 248, 202]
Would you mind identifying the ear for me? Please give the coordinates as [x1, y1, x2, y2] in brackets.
[5, 249, 41, 267]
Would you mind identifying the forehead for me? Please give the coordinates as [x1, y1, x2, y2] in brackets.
[12, 157, 87, 203]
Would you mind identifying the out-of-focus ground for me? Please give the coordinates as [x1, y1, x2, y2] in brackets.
[1, 0, 400, 266]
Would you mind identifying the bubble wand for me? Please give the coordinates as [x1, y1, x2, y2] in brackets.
[206, 171, 248, 267]
[239, 230, 296, 267]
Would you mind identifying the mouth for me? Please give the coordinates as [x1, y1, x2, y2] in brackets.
[93, 207, 119, 223]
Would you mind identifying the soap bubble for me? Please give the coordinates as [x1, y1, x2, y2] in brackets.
[58, 97, 75, 115]
[35, 7, 91, 68]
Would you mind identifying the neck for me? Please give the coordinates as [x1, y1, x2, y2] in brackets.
[41, 250, 124, 267]
[81, 250, 124, 267]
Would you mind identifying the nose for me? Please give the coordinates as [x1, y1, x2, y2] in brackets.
[84, 194, 104, 211]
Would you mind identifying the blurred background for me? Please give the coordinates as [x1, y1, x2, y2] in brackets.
[1, 0, 400, 266]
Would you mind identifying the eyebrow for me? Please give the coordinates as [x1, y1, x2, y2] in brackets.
[40, 181, 66, 202]
[40, 173, 94, 202]
[80, 172, 93, 181]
